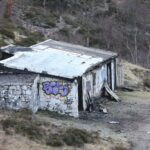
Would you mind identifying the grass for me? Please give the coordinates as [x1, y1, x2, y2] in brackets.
[37, 109, 72, 120]
[15, 122, 44, 140]
[62, 128, 93, 147]
[46, 134, 64, 147]
[118, 91, 150, 99]
[0, 110, 96, 147]
[112, 145, 131, 150]
[46, 128, 93, 147]
[0, 118, 45, 141]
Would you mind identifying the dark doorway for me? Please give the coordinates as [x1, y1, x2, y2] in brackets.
[107, 62, 112, 89]
[78, 77, 83, 111]
[0, 52, 13, 60]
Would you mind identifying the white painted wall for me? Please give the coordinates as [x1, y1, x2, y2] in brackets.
[111, 59, 115, 90]
[82, 59, 116, 110]
[38, 76, 79, 117]
[82, 64, 107, 110]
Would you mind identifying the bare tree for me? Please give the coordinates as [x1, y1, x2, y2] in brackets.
[134, 27, 138, 65]
[5, 0, 14, 18]
[43, 0, 46, 9]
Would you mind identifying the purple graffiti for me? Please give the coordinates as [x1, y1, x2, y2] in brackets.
[42, 81, 70, 97]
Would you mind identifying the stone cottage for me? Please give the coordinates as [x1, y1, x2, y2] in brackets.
[0, 39, 118, 117]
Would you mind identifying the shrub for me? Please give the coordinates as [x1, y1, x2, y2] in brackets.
[1, 119, 17, 130]
[16, 37, 36, 46]
[15, 122, 43, 141]
[0, 39, 6, 47]
[112, 145, 130, 150]
[25, 11, 37, 19]
[59, 28, 70, 36]
[62, 128, 92, 147]
[0, 114, 96, 147]
[0, 28, 15, 39]
[46, 134, 64, 147]
[46, 20, 56, 28]
[143, 78, 150, 88]
[16, 32, 44, 46]
[1, 118, 44, 141]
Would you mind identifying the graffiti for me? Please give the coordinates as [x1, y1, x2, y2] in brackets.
[65, 98, 74, 109]
[42, 81, 70, 97]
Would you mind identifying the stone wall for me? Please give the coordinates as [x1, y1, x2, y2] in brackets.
[0, 74, 36, 110]
[0, 74, 79, 117]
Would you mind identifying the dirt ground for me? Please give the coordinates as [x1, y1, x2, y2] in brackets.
[36, 90, 150, 150]
[79, 90, 150, 150]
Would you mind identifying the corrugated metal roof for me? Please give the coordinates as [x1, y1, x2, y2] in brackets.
[31, 39, 117, 60]
[0, 39, 118, 79]
[0, 48, 103, 79]
[0, 45, 32, 54]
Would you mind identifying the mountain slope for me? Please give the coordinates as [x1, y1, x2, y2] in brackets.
[0, 0, 150, 68]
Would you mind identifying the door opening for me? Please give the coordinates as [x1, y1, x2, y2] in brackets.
[78, 77, 83, 111]
[107, 62, 112, 89]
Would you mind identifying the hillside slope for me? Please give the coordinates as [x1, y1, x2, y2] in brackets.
[0, 0, 150, 68]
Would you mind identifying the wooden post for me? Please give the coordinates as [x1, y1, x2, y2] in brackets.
[116, 59, 124, 87]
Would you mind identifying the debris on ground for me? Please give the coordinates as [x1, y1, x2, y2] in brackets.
[109, 121, 120, 124]
[99, 104, 108, 114]
[104, 82, 120, 102]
